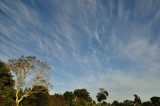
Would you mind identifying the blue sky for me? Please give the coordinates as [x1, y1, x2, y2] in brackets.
[0, 0, 160, 102]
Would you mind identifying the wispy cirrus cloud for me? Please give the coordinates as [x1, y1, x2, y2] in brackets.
[0, 0, 160, 102]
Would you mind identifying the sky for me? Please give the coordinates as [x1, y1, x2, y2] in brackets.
[0, 0, 160, 102]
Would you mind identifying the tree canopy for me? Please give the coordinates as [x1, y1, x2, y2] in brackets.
[96, 88, 108, 103]
[0, 60, 15, 106]
[7, 56, 51, 106]
[0, 57, 159, 106]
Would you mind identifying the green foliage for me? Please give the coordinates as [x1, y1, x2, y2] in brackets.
[8, 56, 51, 106]
[74, 89, 92, 102]
[150, 96, 160, 106]
[134, 94, 142, 106]
[123, 100, 134, 106]
[73, 89, 92, 106]
[97, 93, 106, 103]
[63, 91, 74, 105]
[21, 86, 50, 106]
[0, 61, 14, 88]
[96, 88, 108, 103]
[111, 100, 134, 106]
[0, 60, 15, 106]
[1, 58, 160, 106]
[111, 100, 119, 106]
[142, 101, 153, 106]
[49, 94, 67, 106]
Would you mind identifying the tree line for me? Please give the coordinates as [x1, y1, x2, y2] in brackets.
[0, 56, 160, 106]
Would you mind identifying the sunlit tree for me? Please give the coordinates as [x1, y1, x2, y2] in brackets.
[21, 85, 50, 106]
[8, 56, 51, 106]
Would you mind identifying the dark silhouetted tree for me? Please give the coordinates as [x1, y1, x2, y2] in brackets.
[123, 100, 134, 106]
[142, 101, 153, 106]
[134, 94, 142, 106]
[96, 88, 108, 105]
[63, 91, 74, 106]
[150, 96, 160, 106]
[74, 89, 92, 106]
[111, 100, 119, 106]
[0, 60, 15, 106]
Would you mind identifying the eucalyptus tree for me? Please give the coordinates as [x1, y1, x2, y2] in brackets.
[8, 56, 51, 106]
[96, 88, 109, 105]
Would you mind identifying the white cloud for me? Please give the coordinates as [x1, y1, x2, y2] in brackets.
[0, 0, 160, 103]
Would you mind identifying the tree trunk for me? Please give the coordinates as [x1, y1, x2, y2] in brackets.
[16, 101, 19, 106]
[16, 89, 20, 106]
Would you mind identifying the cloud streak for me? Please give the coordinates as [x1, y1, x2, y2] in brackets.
[0, 0, 160, 102]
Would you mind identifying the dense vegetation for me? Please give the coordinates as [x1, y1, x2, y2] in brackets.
[0, 57, 160, 106]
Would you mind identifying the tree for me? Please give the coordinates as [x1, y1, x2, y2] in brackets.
[142, 101, 153, 106]
[150, 96, 160, 106]
[111, 100, 119, 106]
[96, 88, 108, 105]
[74, 89, 92, 105]
[74, 89, 91, 101]
[21, 85, 50, 106]
[49, 93, 67, 106]
[63, 91, 74, 106]
[123, 100, 134, 106]
[7, 56, 51, 106]
[133, 94, 142, 106]
[72, 89, 92, 106]
[101, 101, 107, 106]
[97, 93, 106, 103]
[0, 60, 15, 106]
